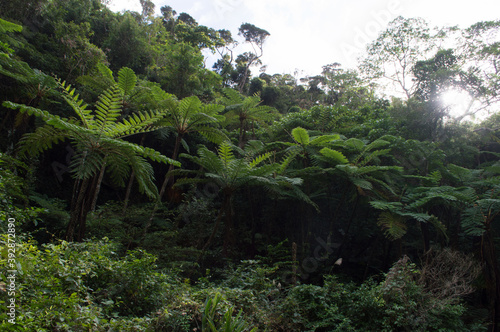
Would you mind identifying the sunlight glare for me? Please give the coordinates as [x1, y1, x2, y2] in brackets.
[440, 89, 472, 119]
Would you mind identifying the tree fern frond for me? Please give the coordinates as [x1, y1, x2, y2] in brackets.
[57, 80, 94, 128]
[320, 147, 349, 164]
[117, 67, 137, 96]
[97, 63, 114, 82]
[291, 127, 310, 145]
[279, 149, 301, 174]
[429, 216, 448, 240]
[309, 134, 340, 146]
[94, 85, 123, 134]
[17, 125, 68, 158]
[344, 138, 365, 151]
[370, 200, 404, 212]
[111, 109, 167, 138]
[0, 18, 22, 34]
[128, 154, 158, 199]
[221, 88, 244, 105]
[196, 126, 228, 144]
[365, 139, 390, 152]
[358, 149, 391, 166]
[377, 211, 407, 240]
[3, 101, 60, 122]
[462, 206, 486, 236]
[69, 149, 105, 180]
[218, 141, 235, 167]
[248, 151, 273, 169]
[105, 153, 131, 187]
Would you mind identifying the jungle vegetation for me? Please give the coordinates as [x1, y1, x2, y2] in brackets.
[1, 1, 500, 331]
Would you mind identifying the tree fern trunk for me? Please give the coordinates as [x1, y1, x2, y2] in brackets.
[123, 135, 145, 213]
[144, 135, 183, 239]
[122, 170, 135, 213]
[90, 161, 106, 212]
[238, 117, 246, 149]
[159, 134, 182, 201]
[66, 178, 90, 241]
[222, 193, 234, 257]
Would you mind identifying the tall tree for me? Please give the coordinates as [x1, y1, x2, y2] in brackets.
[237, 23, 270, 93]
[360, 16, 436, 99]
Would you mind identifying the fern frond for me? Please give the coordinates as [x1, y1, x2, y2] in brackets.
[248, 152, 273, 169]
[279, 149, 301, 174]
[221, 88, 244, 105]
[462, 206, 486, 236]
[57, 80, 94, 128]
[429, 216, 448, 240]
[128, 154, 158, 199]
[196, 126, 228, 144]
[377, 211, 407, 240]
[178, 95, 203, 120]
[17, 125, 68, 158]
[320, 147, 349, 165]
[117, 67, 137, 96]
[218, 141, 235, 167]
[291, 127, 310, 145]
[0, 18, 22, 34]
[2, 101, 60, 122]
[370, 200, 405, 212]
[309, 134, 340, 146]
[94, 85, 123, 134]
[358, 149, 391, 166]
[69, 149, 105, 180]
[111, 109, 167, 138]
[105, 153, 131, 188]
[344, 138, 365, 151]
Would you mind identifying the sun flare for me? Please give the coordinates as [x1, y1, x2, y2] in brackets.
[440, 89, 472, 119]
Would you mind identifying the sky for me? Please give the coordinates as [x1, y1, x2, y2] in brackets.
[108, 0, 500, 77]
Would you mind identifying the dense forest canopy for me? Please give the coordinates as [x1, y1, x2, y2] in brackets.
[1, 0, 500, 330]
